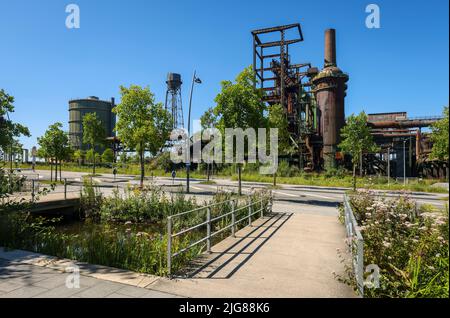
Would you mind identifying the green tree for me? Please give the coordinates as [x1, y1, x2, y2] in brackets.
[85, 149, 100, 165]
[339, 112, 379, 190]
[113, 85, 172, 187]
[73, 149, 85, 165]
[430, 106, 449, 161]
[82, 113, 106, 175]
[268, 104, 291, 186]
[102, 148, 114, 164]
[268, 104, 290, 154]
[0, 89, 30, 170]
[209, 66, 266, 194]
[37, 122, 70, 182]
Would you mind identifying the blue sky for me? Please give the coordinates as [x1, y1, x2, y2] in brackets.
[0, 0, 448, 150]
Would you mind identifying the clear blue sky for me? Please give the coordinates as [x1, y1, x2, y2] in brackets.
[0, 0, 448, 150]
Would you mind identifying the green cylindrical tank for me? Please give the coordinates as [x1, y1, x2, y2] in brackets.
[68, 96, 116, 151]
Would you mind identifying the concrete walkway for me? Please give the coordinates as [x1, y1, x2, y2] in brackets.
[0, 258, 177, 298]
[148, 202, 355, 298]
[0, 201, 355, 298]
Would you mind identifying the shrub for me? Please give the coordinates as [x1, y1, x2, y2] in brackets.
[342, 190, 449, 298]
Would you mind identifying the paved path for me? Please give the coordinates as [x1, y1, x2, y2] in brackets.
[147, 202, 355, 298]
[0, 258, 177, 298]
[1, 201, 355, 298]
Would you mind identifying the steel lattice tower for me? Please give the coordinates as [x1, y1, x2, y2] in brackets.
[165, 73, 184, 129]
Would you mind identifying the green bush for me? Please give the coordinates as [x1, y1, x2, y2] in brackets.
[342, 190, 449, 298]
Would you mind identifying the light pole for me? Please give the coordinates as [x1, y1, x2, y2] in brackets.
[387, 146, 390, 186]
[186, 70, 202, 193]
[5, 111, 13, 173]
[403, 139, 407, 186]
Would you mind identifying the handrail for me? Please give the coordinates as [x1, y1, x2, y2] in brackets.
[167, 193, 273, 277]
[343, 194, 364, 297]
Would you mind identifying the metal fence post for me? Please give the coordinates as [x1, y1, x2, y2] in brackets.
[31, 179, 35, 202]
[64, 178, 67, 200]
[260, 198, 264, 218]
[207, 207, 212, 253]
[248, 198, 252, 227]
[167, 216, 172, 277]
[231, 200, 236, 238]
[357, 238, 364, 297]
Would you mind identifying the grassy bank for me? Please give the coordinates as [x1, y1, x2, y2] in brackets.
[17, 163, 448, 194]
[232, 173, 448, 194]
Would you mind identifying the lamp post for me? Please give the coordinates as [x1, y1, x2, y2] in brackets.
[186, 70, 202, 194]
[403, 139, 407, 186]
[5, 111, 13, 173]
[387, 146, 390, 186]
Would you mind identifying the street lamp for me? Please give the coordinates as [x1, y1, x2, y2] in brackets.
[387, 146, 390, 186]
[5, 111, 13, 173]
[186, 70, 202, 194]
[403, 139, 407, 186]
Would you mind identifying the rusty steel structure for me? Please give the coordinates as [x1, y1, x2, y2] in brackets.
[365, 112, 447, 179]
[312, 29, 349, 169]
[251, 24, 348, 170]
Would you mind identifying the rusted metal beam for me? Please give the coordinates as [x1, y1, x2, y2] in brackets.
[257, 39, 302, 48]
[251, 23, 301, 35]
[369, 119, 439, 129]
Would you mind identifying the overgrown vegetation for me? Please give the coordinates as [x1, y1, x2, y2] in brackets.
[0, 172, 271, 276]
[339, 190, 449, 298]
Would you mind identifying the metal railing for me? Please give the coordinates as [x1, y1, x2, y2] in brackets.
[167, 192, 273, 277]
[343, 194, 364, 297]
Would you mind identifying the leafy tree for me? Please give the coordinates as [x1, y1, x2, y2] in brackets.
[73, 149, 85, 165]
[339, 112, 379, 190]
[37, 122, 70, 182]
[102, 148, 114, 164]
[82, 113, 106, 175]
[209, 66, 266, 194]
[85, 149, 100, 165]
[268, 104, 291, 186]
[430, 106, 449, 161]
[0, 89, 30, 170]
[268, 104, 290, 154]
[113, 85, 172, 187]
[200, 107, 218, 129]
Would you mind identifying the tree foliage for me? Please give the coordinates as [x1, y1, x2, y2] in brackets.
[430, 106, 449, 161]
[267, 104, 291, 155]
[212, 66, 266, 133]
[113, 85, 172, 186]
[82, 113, 106, 174]
[339, 112, 379, 189]
[37, 122, 71, 181]
[0, 89, 30, 156]
[101, 148, 114, 163]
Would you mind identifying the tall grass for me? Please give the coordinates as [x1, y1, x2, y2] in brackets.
[0, 180, 271, 276]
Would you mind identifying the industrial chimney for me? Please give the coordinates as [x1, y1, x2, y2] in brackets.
[312, 28, 349, 169]
[324, 29, 337, 67]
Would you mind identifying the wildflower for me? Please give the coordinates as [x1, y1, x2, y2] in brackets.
[382, 241, 391, 248]
[125, 221, 132, 226]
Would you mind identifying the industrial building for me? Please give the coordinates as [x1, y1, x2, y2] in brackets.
[68, 96, 116, 151]
[366, 112, 446, 179]
[251, 23, 446, 179]
[251, 24, 348, 171]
